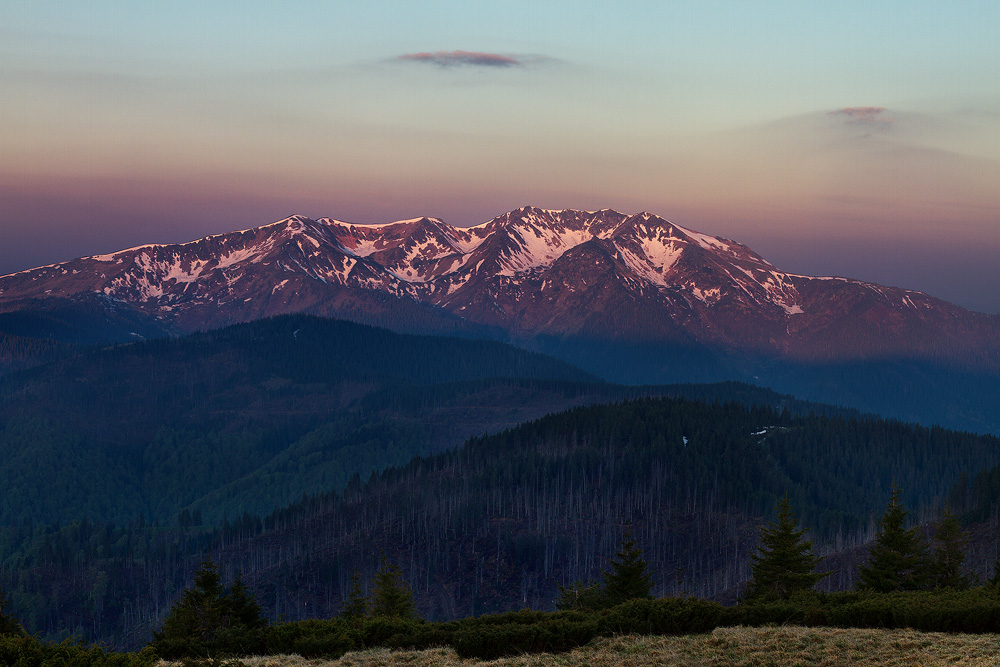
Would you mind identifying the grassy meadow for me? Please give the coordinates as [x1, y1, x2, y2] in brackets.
[158, 626, 1000, 667]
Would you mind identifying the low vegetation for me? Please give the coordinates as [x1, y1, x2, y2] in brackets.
[4, 485, 999, 665]
[139, 520, 1000, 663]
[155, 627, 1000, 667]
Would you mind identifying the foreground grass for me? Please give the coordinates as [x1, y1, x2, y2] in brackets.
[158, 626, 1000, 666]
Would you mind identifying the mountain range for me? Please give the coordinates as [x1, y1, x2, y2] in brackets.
[2, 206, 998, 433]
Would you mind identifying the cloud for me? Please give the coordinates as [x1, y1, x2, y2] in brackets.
[398, 50, 524, 68]
[829, 106, 893, 126]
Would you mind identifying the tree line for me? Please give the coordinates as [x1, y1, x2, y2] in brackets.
[3, 480, 1000, 664]
[3, 395, 999, 647]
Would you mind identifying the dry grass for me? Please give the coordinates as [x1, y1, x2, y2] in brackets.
[159, 626, 1000, 666]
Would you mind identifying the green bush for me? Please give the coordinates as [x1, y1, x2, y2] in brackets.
[289, 632, 355, 659]
[597, 597, 726, 636]
[174, 586, 1000, 662]
[821, 589, 1000, 633]
[732, 597, 811, 627]
[457, 609, 592, 628]
[266, 619, 348, 657]
[267, 616, 455, 657]
[731, 588, 1000, 634]
[451, 616, 598, 661]
[350, 616, 425, 649]
[375, 620, 456, 650]
[0, 633, 156, 667]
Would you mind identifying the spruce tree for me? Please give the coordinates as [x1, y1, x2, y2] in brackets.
[225, 572, 268, 631]
[930, 507, 970, 589]
[745, 498, 827, 599]
[554, 580, 603, 612]
[154, 561, 225, 656]
[988, 557, 1000, 589]
[369, 557, 417, 620]
[857, 484, 930, 592]
[152, 561, 267, 658]
[601, 531, 653, 608]
[341, 569, 369, 619]
[0, 585, 23, 636]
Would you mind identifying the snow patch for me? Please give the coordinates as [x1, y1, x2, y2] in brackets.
[339, 216, 438, 229]
[217, 247, 261, 269]
[676, 225, 733, 252]
[691, 286, 722, 304]
[90, 244, 160, 262]
[496, 223, 595, 276]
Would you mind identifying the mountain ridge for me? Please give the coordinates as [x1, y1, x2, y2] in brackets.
[2, 207, 992, 350]
[2, 207, 998, 433]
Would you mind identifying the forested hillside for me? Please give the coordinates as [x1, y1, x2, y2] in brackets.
[0, 314, 863, 527]
[0, 294, 173, 346]
[0, 333, 71, 375]
[3, 395, 997, 648]
[0, 315, 601, 526]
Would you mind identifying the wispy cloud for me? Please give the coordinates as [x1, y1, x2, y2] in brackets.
[829, 106, 893, 126]
[398, 50, 524, 68]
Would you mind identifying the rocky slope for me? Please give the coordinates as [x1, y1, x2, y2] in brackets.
[3, 207, 994, 362]
[3, 207, 998, 430]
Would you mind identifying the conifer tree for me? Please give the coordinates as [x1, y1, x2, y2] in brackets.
[154, 561, 225, 655]
[341, 569, 369, 619]
[369, 557, 417, 620]
[152, 561, 267, 658]
[988, 557, 1000, 589]
[745, 498, 827, 599]
[225, 572, 268, 631]
[930, 507, 970, 589]
[0, 585, 23, 636]
[857, 484, 930, 592]
[554, 579, 603, 611]
[600, 531, 653, 608]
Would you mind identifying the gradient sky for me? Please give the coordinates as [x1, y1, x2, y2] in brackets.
[2, 1, 999, 312]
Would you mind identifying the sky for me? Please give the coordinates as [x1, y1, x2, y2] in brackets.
[2, 1, 999, 312]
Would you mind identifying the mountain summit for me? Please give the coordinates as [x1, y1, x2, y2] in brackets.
[2, 206, 993, 360]
[2, 206, 999, 432]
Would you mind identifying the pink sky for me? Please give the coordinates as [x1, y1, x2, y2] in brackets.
[2, 1, 998, 311]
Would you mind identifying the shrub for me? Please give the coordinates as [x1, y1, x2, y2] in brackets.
[268, 616, 455, 657]
[555, 580, 603, 612]
[351, 616, 424, 648]
[598, 597, 726, 636]
[451, 616, 598, 660]
[821, 589, 1000, 633]
[0, 633, 157, 667]
[459, 609, 588, 627]
[289, 632, 355, 659]
[266, 619, 348, 657]
[732, 588, 1000, 634]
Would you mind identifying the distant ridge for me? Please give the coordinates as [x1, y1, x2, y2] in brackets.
[2, 207, 998, 432]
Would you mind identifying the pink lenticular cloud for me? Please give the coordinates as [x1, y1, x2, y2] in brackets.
[830, 106, 893, 125]
[399, 50, 523, 67]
